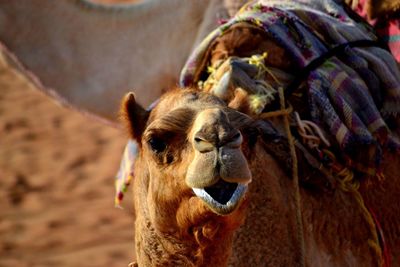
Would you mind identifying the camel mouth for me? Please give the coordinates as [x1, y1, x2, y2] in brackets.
[192, 179, 248, 215]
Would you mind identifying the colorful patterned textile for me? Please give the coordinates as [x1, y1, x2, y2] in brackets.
[115, 139, 137, 208]
[180, 0, 400, 175]
[376, 20, 400, 62]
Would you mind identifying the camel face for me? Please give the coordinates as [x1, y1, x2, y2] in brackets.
[122, 89, 256, 217]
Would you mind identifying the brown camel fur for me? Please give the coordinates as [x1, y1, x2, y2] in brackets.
[121, 88, 400, 266]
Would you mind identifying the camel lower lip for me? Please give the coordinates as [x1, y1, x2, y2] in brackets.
[192, 183, 248, 215]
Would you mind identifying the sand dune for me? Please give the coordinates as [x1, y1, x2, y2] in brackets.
[0, 54, 135, 266]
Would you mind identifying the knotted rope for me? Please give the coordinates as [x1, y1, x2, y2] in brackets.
[326, 152, 384, 266]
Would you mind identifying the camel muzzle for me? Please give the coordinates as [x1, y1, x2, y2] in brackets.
[187, 107, 252, 215]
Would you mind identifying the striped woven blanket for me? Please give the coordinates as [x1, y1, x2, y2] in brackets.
[180, 0, 400, 175]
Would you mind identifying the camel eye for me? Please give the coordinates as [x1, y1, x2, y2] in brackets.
[148, 137, 166, 153]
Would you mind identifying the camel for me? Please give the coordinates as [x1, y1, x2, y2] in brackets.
[3, 0, 399, 265]
[122, 87, 400, 266]
[119, 0, 400, 266]
[0, 0, 246, 123]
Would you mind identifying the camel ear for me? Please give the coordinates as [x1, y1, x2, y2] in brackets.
[121, 92, 149, 142]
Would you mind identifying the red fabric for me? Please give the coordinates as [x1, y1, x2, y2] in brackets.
[376, 20, 400, 62]
[351, 0, 400, 62]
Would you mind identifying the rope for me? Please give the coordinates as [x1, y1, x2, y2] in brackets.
[294, 112, 331, 148]
[278, 87, 306, 267]
[322, 150, 384, 265]
[292, 111, 383, 264]
[291, 120, 384, 266]
[258, 105, 292, 119]
[335, 166, 384, 266]
[369, 207, 392, 267]
[258, 89, 385, 266]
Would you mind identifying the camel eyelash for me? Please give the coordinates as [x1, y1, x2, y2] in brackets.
[145, 130, 184, 153]
[145, 135, 178, 165]
[148, 136, 167, 153]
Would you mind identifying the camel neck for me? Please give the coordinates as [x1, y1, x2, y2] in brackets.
[135, 216, 235, 267]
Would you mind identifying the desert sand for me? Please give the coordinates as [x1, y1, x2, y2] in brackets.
[0, 53, 136, 266]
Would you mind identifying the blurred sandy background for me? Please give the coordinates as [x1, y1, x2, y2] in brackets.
[0, 52, 135, 266]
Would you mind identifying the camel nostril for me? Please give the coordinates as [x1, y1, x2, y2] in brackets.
[193, 135, 215, 153]
[226, 131, 242, 148]
[194, 137, 204, 143]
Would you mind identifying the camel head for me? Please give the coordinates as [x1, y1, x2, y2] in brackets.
[122, 88, 256, 216]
